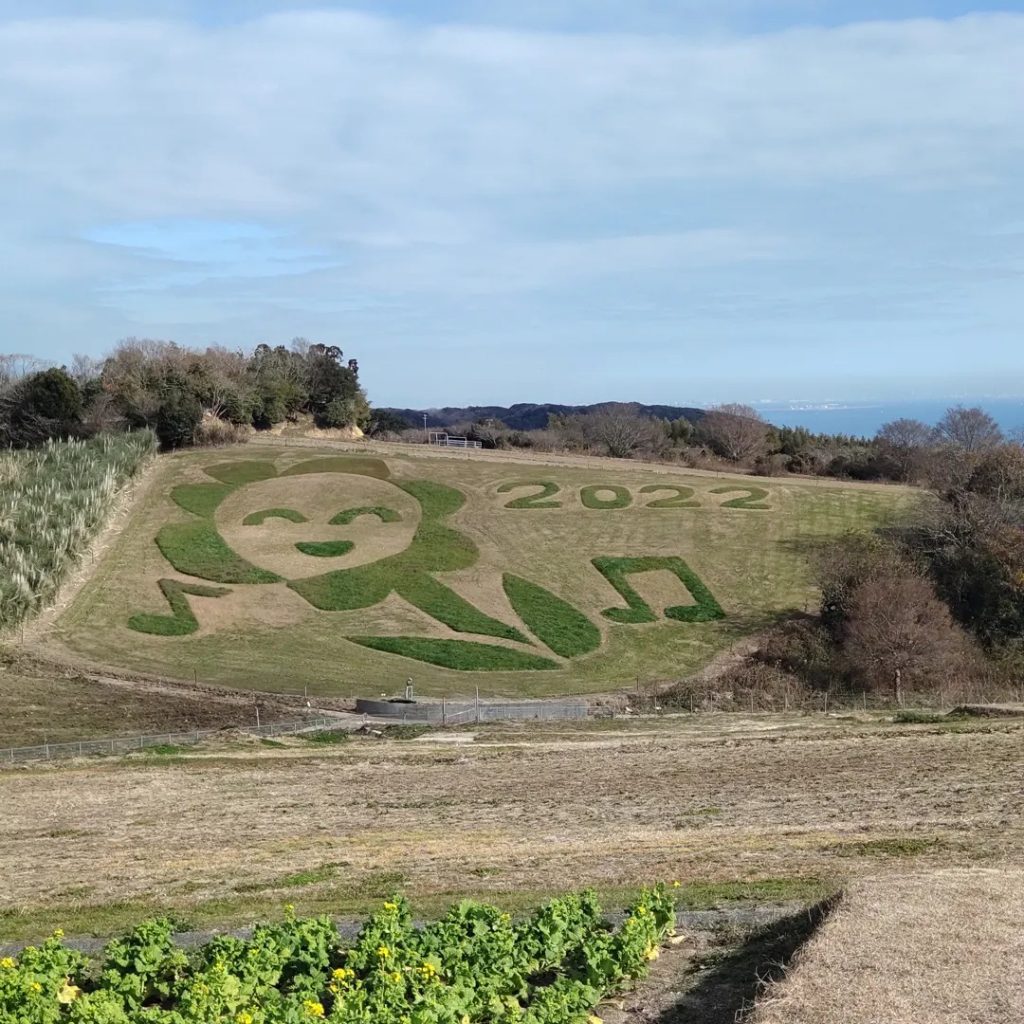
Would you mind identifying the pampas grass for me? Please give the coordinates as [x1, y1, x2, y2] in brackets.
[0, 432, 156, 630]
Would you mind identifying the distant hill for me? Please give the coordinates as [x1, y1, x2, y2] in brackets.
[381, 401, 706, 432]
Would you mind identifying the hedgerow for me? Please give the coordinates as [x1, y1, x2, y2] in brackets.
[0, 887, 677, 1023]
[0, 433, 155, 631]
[329, 506, 401, 525]
[592, 556, 727, 624]
[503, 574, 601, 657]
[127, 578, 231, 636]
[244, 508, 309, 525]
[348, 635, 560, 670]
[580, 485, 632, 510]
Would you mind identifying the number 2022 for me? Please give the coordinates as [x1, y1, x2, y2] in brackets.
[496, 481, 770, 510]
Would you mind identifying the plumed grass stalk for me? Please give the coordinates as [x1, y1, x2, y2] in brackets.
[0, 432, 156, 630]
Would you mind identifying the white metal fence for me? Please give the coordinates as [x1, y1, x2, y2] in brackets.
[0, 717, 335, 765]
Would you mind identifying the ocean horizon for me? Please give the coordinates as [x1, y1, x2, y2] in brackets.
[752, 398, 1024, 438]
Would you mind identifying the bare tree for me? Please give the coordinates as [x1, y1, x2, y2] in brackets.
[935, 405, 1004, 453]
[844, 574, 970, 703]
[698, 403, 768, 463]
[875, 417, 933, 481]
[0, 353, 45, 391]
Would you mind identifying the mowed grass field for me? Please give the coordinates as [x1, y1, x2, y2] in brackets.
[45, 443, 917, 697]
[1, 712, 1021, 942]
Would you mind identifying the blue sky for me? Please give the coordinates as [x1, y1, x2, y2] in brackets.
[1, 2, 1023, 407]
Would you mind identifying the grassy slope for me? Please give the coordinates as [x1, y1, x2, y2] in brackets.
[48, 445, 916, 697]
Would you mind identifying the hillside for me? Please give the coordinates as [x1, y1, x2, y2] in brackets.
[383, 400, 706, 431]
[44, 442, 915, 697]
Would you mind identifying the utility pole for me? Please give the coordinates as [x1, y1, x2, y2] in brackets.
[423, 413, 428, 442]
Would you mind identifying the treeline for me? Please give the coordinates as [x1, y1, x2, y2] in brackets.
[378, 401, 1016, 485]
[0, 339, 368, 451]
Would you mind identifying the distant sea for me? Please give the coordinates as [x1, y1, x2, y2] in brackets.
[753, 398, 1024, 439]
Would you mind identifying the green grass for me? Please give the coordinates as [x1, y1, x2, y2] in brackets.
[828, 836, 941, 858]
[302, 729, 351, 745]
[496, 481, 562, 509]
[592, 555, 727, 624]
[580, 484, 632, 509]
[170, 483, 234, 518]
[348, 636, 560, 671]
[295, 539, 355, 557]
[503, 573, 601, 657]
[639, 484, 700, 508]
[0, 875, 831, 944]
[53, 446, 918, 697]
[243, 507, 309, 525]
[280, 456, 390, 479]
[203, 460, 280, 485]
[156, 520, 281, 584]
[329, 506, 402, 524]
[291, 479, 528, 643]
[128, 578, 232, 636]
[710, 485, 771, 510]
[892, 709, 951, 724]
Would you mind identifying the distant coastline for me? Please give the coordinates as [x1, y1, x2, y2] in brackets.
[752, 398, 1024, 437]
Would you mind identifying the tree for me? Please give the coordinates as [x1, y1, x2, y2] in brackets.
[0, 367, 83, 446]
[843, 574, 971, 703]
[366, 408, 413, 438]
[935, 405, 1003, 453]
[155, 390, 202, 450]
[875, 418, 933, 481]
[698, 403, 768, 463]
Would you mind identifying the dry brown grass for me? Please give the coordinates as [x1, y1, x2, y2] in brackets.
[752, 869, 1024, 1024]
[1, 714, 1021, 932]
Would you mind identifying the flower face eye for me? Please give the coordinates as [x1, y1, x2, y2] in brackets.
[329, 506, 402, 525]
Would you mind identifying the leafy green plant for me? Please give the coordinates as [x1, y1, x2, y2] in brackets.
[580, 484, 632, 509]
[592, 555, 726, 623]
[503, 574, 601, 657]
[0, 887, 678, 1023]
[128, 578, 231, 636]
[244, 508, 309, 525]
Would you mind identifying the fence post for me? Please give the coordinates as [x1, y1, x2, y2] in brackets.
[475, 687, 480, 724]
[442, 697, 447, 726]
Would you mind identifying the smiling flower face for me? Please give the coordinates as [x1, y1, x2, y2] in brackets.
[216, 472, 420, 580]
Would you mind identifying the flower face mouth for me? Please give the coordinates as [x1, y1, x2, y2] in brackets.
[295, 539, 355, 557]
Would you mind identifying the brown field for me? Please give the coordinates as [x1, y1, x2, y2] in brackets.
[0, 659, 306, 748]
[752, 869, 1024, 1024]
[1, 711, 1021, 944]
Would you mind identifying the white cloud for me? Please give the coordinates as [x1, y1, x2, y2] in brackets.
[0, 8, 1022, 399]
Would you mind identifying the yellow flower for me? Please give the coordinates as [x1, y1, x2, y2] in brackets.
[53, 928, 64, 939]
[461, 1016, 471, 1024]
[672, 880, 681, 888]
[57, 981, 81, 1004]
[383, 901, 398, 911]
[389, 970, 403, 983]
[419, 962, 437, 977]
[303, 999, 325, 1018]
[376, 945, 390, 959]
[0, 958, 15, 970]
[30, 982, 42, 993]
[235, 1013, 254, 1024]
[588, 1016, 604, 1024]
[646, 946, 660, 961]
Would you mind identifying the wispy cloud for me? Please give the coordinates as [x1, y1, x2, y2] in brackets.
[0, 7, 1022, 402]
